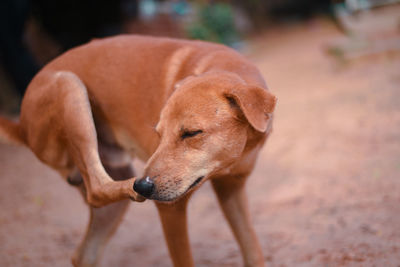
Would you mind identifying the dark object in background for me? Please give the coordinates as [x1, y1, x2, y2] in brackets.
[0, 0, 39, 96]
[0, 0, 138, 98]
[266, 0, 332, 20]
[235, 0, 332, 26]
[32, 0, 134, 50]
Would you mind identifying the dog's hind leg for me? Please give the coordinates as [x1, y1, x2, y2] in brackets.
[72, 163, 134, 267]
[73, 200, 130, 267]
[22, 70, 143, 206]
[212, 176, 264, 267]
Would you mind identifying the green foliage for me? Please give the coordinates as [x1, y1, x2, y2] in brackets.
[186, 3, 239, 46]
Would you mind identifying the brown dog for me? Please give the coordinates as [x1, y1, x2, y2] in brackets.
[0, 35, 276, 267]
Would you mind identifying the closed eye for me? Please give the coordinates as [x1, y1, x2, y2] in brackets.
[181, 129, 203, 140]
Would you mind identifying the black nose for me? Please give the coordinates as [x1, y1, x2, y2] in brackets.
[133, 176, 155, 198]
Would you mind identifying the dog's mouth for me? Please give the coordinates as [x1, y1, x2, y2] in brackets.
[188, 176, 204, 190]
[150, 176, 206, 203]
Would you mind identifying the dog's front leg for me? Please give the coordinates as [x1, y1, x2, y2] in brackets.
[212, 176, 264, 267]
[156, 196, 194, 267]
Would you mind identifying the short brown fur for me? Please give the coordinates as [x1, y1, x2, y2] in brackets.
[0, 35, 276, 267]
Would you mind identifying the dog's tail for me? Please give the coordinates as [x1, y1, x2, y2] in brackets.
[0, 116, 26, 146]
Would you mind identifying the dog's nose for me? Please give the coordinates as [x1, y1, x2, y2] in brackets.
[133, 176, 155, 198]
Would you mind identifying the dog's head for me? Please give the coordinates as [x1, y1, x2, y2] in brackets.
[134, 72, 276, 202]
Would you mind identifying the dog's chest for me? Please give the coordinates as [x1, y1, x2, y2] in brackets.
[112, 127, 152, 162]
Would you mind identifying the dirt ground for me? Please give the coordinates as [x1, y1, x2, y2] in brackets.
[1, 18, 400, 267]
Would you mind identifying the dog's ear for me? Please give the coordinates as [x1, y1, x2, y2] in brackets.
[225, 85, 277, 132]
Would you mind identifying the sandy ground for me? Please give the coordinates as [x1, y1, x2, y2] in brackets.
[1, 18, 400, 267]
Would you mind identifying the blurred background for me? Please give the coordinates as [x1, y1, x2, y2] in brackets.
[1, 0, 400, 266]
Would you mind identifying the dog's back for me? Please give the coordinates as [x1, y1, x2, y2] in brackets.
[19, 36, 266, 159]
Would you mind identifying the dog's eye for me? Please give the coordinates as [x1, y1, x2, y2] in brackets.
[181, 130, 203, 140]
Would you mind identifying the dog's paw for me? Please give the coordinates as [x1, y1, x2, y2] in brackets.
[129, 192, 146, 202]
[127, 179, 146, 202]
[67, 173, 83, 186]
